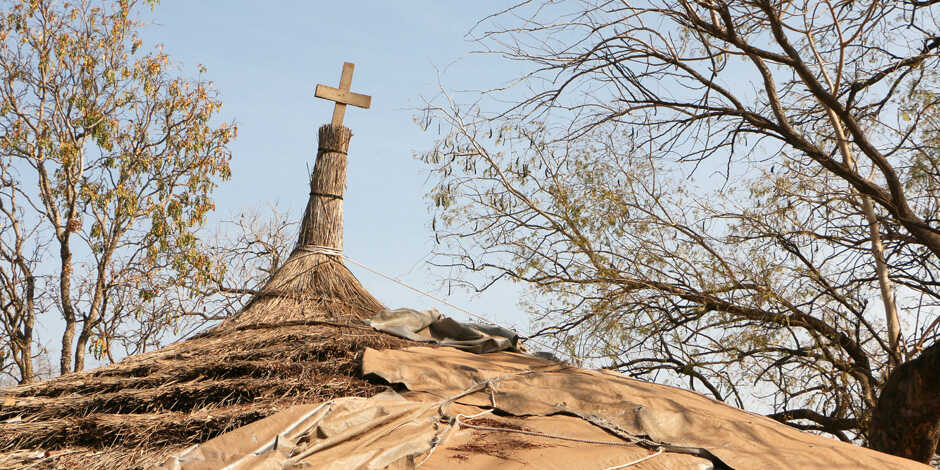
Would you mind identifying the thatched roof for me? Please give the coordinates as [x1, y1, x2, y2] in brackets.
[0, 123, 932, 469]
[0, 319, 408, 469]
[145, 346, 932, 470]
[0, 124, 408, 469]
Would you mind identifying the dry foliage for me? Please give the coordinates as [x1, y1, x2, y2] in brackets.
[421, 0, 940, 459]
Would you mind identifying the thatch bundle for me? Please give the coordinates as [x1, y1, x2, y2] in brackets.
[0, 124, 406, 470]
[222, 124, 383, 328]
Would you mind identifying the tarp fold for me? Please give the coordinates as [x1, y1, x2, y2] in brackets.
[369, 308, 519, 354]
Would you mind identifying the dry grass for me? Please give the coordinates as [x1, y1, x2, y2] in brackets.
[0, 246, 404, 469]
[0, 445, 187, 470]
[222, 253, 383, 328]
[0, 318, 411, 469]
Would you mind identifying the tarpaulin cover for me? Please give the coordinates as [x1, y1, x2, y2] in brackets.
[149, 392, 712, 470]
[362, 347, 930, 470]
[151, 345, 930, 470]
[369, 308, 519, 354]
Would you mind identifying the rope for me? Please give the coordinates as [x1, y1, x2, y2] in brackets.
[604, 447, 664, 469]
[297, 245, 344, 257]
[220, 401, 334, 470]
[309, 190, 343, 199]
[455, 415, 639, 447]
[300, 244, 495, 325]
[269, 368, 670, 469]
[343, 254, 495, 327]
[317, 147, 348, 156]
[449, 405, 666, 469]
[297, 244, 556, 352]
[298, 245, 494, 324]
[458, 409, 495, 420]
[414, 409, 494, 468]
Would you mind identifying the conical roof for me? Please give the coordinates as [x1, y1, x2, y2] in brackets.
[0, 123, 403, 470]
[221, 124, 383, 328]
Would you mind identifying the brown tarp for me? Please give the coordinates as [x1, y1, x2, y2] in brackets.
[362, 347, 930, 470]
[151, 346, 931, 470]
[368, 308, 520, 354]
[149, 392, 712, 469]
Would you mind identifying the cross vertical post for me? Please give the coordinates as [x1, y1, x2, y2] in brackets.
[315, 62, 372, 127]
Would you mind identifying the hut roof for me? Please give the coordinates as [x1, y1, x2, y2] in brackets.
[0, 122, 932, 470]
[0, 318, 408, 469]
[146, 345, 933, 470]
[0, 123, 403, 469]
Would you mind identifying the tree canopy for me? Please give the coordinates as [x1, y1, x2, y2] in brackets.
[423, 0, 940, 461]
[0, 0, 235, 382]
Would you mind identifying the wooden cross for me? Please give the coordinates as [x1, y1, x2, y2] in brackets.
[315, 62, 372, 127]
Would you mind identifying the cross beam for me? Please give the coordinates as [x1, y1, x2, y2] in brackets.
[315, 62, 372, 127]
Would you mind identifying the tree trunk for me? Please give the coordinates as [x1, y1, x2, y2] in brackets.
[73, 323, 90, 372]
[14, 270, 36, 384]
[59, 316, 75, 375]
[12, 331, 33, 384]
[869, 340, 940, 463]
[861, 195, 901, 368]
[13, 316, 35, 384]
[74, 263, 111, 372]
[58, 240, 76, 375]
[826, 108, 901, 368]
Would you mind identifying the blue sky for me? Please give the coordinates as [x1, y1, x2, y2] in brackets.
[135, 2, 532, 334]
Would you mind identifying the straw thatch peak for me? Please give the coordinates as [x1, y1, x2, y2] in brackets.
[219, 124, 382, 329]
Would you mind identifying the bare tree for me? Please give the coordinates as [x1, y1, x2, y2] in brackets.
[0, 158, 45, 383]
[423, 0, 940, 462]
[70, 205, 296, 365]
[198, 205, 297, 317]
